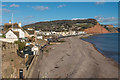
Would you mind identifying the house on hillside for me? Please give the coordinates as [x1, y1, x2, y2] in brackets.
[37, 35, 43, 39]
[38, 31, 51, 36]
[77, 31, 86, 35]
[27, 28, 34, 30]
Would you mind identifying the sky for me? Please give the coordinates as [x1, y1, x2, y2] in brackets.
[1, 0, 120, 2]
[1, 2, 118, 27]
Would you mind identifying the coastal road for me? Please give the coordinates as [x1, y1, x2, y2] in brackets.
[30, 36, 118, 78]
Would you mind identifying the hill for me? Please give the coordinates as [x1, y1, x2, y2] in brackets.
[23, 19, 98, 32]
[22, 19, 118, 33]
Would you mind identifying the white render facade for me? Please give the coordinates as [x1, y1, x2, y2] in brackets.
[12, 28, 25, 38]
[5, 30, 18, 39]
[31, 46, 39, 55]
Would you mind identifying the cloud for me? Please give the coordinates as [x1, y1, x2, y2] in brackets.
[57, 4, 66, 8]
[72, 18, 87, 20]
[2, 5, 6, 7]
[10, 4, 19, 7]
[2, 8, 11, 13]
[24, 16, 34, 20]
[95, 2, 104, 5]
[95, 0, 105, 5]
[32, 6, 48, 11]
[94, 16, 118, 22]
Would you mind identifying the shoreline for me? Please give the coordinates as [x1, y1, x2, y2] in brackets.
[81, 38, 119, 65]
[80, 33, 119, 64]
[31, 35, 118, 78]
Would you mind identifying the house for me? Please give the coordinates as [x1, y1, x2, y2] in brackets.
[5, 29, 19, 39]
[0, 33, 2, 36]
[27, 28, 34, 30]
[37, 35, 43, 39]
[31, 46, 39, 55]
[10, 23, 25, 38]
[51, 31, 57, 35]
[5, 20, 29, 39]
[38, 31, 51, 36]
[77, 31, 86, 35]
[69, 31, 76, 35]
[4, 20, 21, 32]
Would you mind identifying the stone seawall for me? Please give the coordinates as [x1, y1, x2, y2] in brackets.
[2, 42, 18, 54]
[0, 41, 2, 79]
[1, 41, 26, 78]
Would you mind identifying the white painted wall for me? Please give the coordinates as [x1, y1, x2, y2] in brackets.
[31, 46, 39, 55]
[37, 36, 43, 39]
[12, 28, 25, 38]
[77, 31, 86, 34]
[0, 38, 18, 43]
[19, 29, 25, 38]
[6, 30, 18, 39]
[18, 22, 21, 27]
[0, 33, 2, 36]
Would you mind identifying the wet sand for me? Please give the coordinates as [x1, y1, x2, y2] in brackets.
[31, 36, 118, 78]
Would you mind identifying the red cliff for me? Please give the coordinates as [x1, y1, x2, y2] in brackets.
[84, 23, 110, 34]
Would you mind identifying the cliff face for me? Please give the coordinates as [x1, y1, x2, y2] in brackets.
[84, 23, 110, 34]
[106, 27, 118, 33]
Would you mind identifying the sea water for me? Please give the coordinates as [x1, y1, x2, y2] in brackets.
[82, 33, 119, 63]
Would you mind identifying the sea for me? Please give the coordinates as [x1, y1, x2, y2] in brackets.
[82, 33, 119, 63]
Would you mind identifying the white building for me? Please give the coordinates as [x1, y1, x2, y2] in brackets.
[37, 31, 51, 36]
[5, 29, 19, 39]
[0, 33, 2, 36]
[12, 28, 25, 38]
[37, 36, 43, 39]
[27, 28, 34, 30]
[18, 22, 21, 27]
[77, 31, 86, 35]
[5, 21, 28, 39]
[31, 46, 39, 55]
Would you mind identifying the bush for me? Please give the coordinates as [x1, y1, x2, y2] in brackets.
[14, 40, 26, 51]
[11, 59, 14, 62]
[1, 34, 6, 38]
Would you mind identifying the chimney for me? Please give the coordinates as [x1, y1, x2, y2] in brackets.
[18, 22, 21, 27]
[9, 20, 11, 24]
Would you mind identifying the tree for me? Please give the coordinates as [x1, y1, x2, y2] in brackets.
[14, 40, 26, 51]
